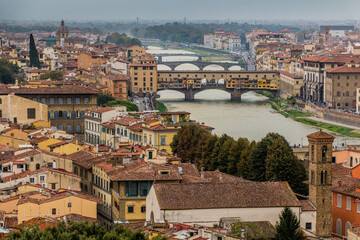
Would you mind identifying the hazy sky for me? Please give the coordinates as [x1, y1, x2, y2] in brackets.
[1, 0, 360, 22]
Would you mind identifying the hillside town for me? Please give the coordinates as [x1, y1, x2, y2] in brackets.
[2, 16, 360, 240]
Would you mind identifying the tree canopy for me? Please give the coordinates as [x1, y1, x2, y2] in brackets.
[275, 207, 305, 240]
[170, 127, 308, 195]
[7, 221, 150, 240]
[39, 70, 64, 81]
[106, 32, 141, 47]
[0, 59, 19, 84]
[105, 99, 139, 112]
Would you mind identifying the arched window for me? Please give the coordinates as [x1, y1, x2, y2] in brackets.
[71, 111, 76, 119]
[59, 111, 63, 118]
[356, 158, 358, 165]
[345, 222, 351, 237]
[324, 171, 327, 185]
[63, 111, 68, 119]
[36, 164, 40, 170]
[336, 219, 342, 236]
[75, 124, 81, 133]
[58, 124, 63, 131]
[311, 145, 314, 161]
[321, 171, 324, 185]
[350, 157, 353, 167]
[66, 125, 72, 134]
[322, 146, 327, 162]
[0, 109, 2, 118]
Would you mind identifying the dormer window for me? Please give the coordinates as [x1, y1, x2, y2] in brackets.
[159, 171, 169, 175]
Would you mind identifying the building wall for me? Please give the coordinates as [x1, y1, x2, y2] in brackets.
[325, 72, 360, 109]
[146, 187, 300, 226]
[300, 210, 317, 233]
[16, 93, 98, 134]
[332, 192, 360, 237]
[129, 64, 158, 94]
[0, 135, 30, 148]
[17, 195, 97, 223]
[77, 53, 106, 69]
[0, 94, 48, 125]
[29, 170, 81, 191]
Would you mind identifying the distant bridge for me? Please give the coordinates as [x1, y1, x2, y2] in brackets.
[158, 61, 243, 71]
[157, 77, 278, 101]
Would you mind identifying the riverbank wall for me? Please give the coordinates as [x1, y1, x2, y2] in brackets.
[305, 102, 360, 127]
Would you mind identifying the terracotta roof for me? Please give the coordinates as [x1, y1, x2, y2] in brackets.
[153, 182, 300, 210]
[0, 86, 101, 95]
[299, 199, 316, 211]
[114, 116, 139, 126]
[4, 216, 17, 228]
[107, 161, 182, 181]
[325, 65, 360, 73]
[307, 130, 335, 140]
[47, 141, 68, 148]
[92, 107, 115, 113]
[280, 71, 302, 79]
[67, 150, 98, 169]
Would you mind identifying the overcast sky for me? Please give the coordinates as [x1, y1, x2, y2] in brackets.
[1, 0, 360, 22]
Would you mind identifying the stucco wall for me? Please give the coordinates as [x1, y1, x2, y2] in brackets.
[146, 187, 301, 226]
[300, 210, 316, 233]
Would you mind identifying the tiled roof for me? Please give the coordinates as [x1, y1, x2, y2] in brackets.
[92, 107, 115, 113]
[67, 150, 98, 169]
[153, 182, 300, 210]
[299, 199, 316, 211]
[307, 130, 335, 140]
[0, 86, 101, 95]
[325, 65, 360, 73]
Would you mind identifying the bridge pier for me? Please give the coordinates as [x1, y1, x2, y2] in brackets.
[184, 89, 195, 101]
[157, 56, 163, 63]
[230, 91, 243, 101]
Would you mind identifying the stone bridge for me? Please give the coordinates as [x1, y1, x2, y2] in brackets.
[157, 85, 277, 101]
[158, 61, 243, 71]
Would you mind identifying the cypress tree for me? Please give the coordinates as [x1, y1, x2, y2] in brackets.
[29, 34, 40, 68]
[275, 207, 304, 240]
[265, 137, 308, 195]
[248, 132, 287, 181]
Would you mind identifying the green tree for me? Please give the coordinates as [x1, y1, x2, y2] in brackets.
[106, 32, 141, 47]
[171, 124, 211, 165]
[29, 33, 41, 68]
[7, 221, 151, 240]
[231, 220, 274, 240]
[237, 140, 256, 178]
[275, 207, 304, 240]
[98, 94, 116, 106]
[265, 138, 308, 195]
[248, 133, 287, 182]
[105, 99, 139, 111]
[39, 70, 64, 81]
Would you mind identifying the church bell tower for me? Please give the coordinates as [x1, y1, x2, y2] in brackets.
[307, 130, 334, 237]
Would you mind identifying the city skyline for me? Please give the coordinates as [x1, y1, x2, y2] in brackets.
[2, 0, 360, 21]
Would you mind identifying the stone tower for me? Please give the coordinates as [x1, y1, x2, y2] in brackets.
[56, 20, 69, 47]
[307, 130, 335, 237]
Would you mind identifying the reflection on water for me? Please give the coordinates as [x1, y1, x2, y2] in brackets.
[158, 90, 360, 147]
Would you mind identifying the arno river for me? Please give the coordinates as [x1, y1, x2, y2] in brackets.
[149, 46, 360, 147]
[158, 90, 360, 147]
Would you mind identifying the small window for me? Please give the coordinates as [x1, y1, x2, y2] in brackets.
[346, 197, 351, 210]
[30, 178, 35, 183]
[337, 194, 342, 208]
[67, 98, 72, 104]
[41, 98, 46, 104]
[68, 203, 72, 208]
[128, 206, 134, 213]
[51, 183, 56, 190]
[75, 98, 80, 104]
[49, 98, 55, 105]
[357, 203, 360, 213]
[58, 97, 63, 104]
[141, 206, 146, 213]
[305, 222, 312, 230]
[52, 208, 56, 215]
[27, 108, 36, 119]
